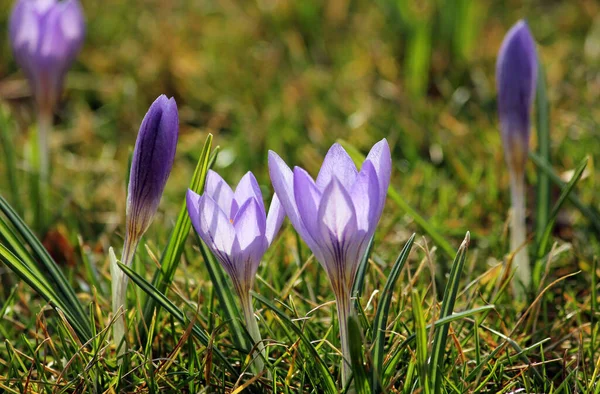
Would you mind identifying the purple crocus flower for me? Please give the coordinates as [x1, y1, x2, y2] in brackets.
[187, 170, 285, 372]
[496, 20, 537, 296]
[112, 95, 178, 352]
[496, 20, 537, 175]
[268, 139, 391, 386]
[125, 95, 179, 254]
[9, 0, 85, 115]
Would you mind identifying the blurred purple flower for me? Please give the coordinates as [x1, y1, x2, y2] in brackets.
[268, 139, 391, 385]
[9, 0, 85, 114]
[126, 95, 179, 251]
[496, 20, 538, 174]
[186, 170, 285, 297]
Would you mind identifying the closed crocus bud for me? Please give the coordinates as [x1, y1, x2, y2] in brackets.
[268, 139, 391, 387]
[112, 95, 178, 353]
[125, 95, 179, 255]
[9, 0, 85, 115]
[187, 170, 285, 373]
[496, 20, 538, 297]
[496, 20, 537, 176]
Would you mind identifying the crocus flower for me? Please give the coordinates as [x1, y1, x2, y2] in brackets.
[9, 0, 85, 115]
[112, 95, 179, 352]
[187, 170, 285, 372]
[268, 139, 391, 386]
[496, 20, 537, 295]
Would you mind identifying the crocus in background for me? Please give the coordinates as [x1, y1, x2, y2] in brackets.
[112, 95, 179, 352]
[187, 170, 285, 373]
[496, 20, 537, 296]
[268, 139, 391, 387]
[9, 0, 85, 184]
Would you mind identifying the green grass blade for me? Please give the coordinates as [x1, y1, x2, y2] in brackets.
[197, 237, 250, 351]
[142, 134, 214, 325]
[535, 157, 588, 263]
[253, 292, 338, 394]
[529, 152, 600, 234]
[429, 232, 470, 394]
[347, 315, 371, 394]
[372, 234, 415, 390]
[117, 261, 237, 375]
[412, 289, 432, 394]
[0, 108, 22, 215]
[534, 61, 551, 246]
[0, 196, 92, 340]
[0, 244, 90, 341]
[338, 140, 455, 258]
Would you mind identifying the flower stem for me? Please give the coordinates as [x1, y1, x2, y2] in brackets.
[34, 111, 52, 231]
[241, 292, 266, 374]
[336, 289, 352, 389]
[509, 170, 530, 298]
[111, 236, 138, 357]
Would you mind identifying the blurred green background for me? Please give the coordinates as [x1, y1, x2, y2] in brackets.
[0, 0, 599, 260]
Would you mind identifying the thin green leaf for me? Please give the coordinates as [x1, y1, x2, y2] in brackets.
[254, 292, 338, 394]
[529, 152, 600, 234]
[412, 290, 432, 394]
[117, 261, 237, 375]
[142, 134, 214, 326]
[372, 234, 415, 391]
[352, 236, 374, 298]
[430, 232, 470, 394]
[347, 315, 371, 394]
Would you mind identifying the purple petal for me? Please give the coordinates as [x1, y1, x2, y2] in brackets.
[234, 172, 266, 217]
[293, 167, 323, 244]
[317, 178, 358, 251]
[192, 192, 236, 256]
[496, 20, 537, 172]
[365, 139, 392, 209]
[350, 160, 380, 234]
[233, 198, 266, 250]
[126, 95, 179, 238]
[268, 151, 319, 251]
[205, 170, 237, 218]
[316, 143, 358, 192]
[265, 193, 285, 246]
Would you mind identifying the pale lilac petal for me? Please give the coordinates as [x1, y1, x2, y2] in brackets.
[316, 143, 358, 192]
[350, 161, 380, 234]
[205, 170, 237, 217]
[265, 194, 285, 246]
[233, 199, 266, 249]
[195, 194, 236, 256]
[317, 179, 358, 252]
[293, 167, 323, 242]
[234, 172, 265, 217]
[365, 139, 392, 209]
[268, 151, 319, 251]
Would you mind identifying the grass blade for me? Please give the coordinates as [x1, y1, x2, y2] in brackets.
[118, 261, 237, 375]
[411, 289, 432, 394]
[534, 61, 551, 246]
[529, 152, 600, 234]
[537, 157, 588, 257]
[429, 232, 470, 394]
[347, 315, 371, 394]
[371, 234, 415, 390]
[253, 292, 338, 394]
[351, 236, 374, 298]
[0, 196, 92, 340]
[142, 134, 214, 326]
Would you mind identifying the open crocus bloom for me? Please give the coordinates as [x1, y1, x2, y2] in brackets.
[187, 170, 285, 373]
[187, 170, 285, 297]
[268, 139, 391, 385]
